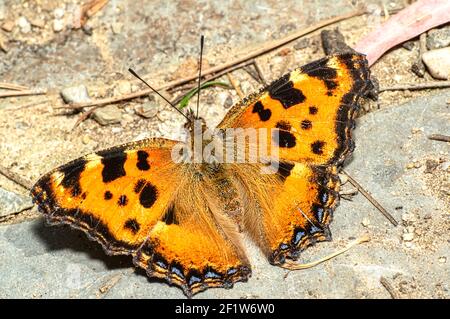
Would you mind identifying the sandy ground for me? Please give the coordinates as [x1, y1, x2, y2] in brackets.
[0, 0, 448, 298]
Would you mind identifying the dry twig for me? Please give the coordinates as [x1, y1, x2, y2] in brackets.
[428, 134, 450, 143]
[380, 276, 400, 299]
[0, 89, 47, 98]
[227, 73, 244, 99]
[379, 81, 450, 92]
[253, 60, 267, 85]
[0, 164, 33, 190]
[60, 10, 364, 111]
[0, 82, 28, 91]
[341, 170, 398, 226]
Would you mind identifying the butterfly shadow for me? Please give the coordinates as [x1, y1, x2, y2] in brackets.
[32, 218, 133, 271]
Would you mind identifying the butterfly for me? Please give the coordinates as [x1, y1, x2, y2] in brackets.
[31, 53, 371, 297]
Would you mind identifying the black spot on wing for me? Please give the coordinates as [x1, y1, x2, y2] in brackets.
[60, 158, 87, 197]
[137, 150, 150, 171]
[98, 148, 127, 183]
[311, 140, 325, 155]
[277, 161, 295, 181]
[134, 179, 146, 193]
[273, 129, 296, 148]
[301, 119, 312, 130]
[124, 218, 140, 234]
[104, 190, 113, 200]
[139, 183, 158, 208]
[275, 120, 291, 131]
[309, 106, 318, 115]
[118, 194, 128, 206]
[252, 101, 271, 121]
[268, 74, 306, 109]
[161, 205, 177, 225]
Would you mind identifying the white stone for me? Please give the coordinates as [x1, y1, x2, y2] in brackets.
[54, 8, 65, 19]
[422, 47, 450, 80]
[135, 102, 159, 118]
[17, 16, 31, 34]
[60, 85, 90, 104]
[93, 105, 122, 125]
[361, 218, 370, 227]
[111, 22, 123, 34]
[116, 81, 132, 95]
[402, 232, 414, 242]
[53, 19, 64, 32]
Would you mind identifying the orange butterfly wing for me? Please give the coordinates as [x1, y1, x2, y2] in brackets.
[31, 138, 250, 296]
[220, 53, 371, 264]
[219, 53, 370, 165]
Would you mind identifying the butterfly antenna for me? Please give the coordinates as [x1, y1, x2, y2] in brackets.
[128, 68, 191, 122]
[195, 35, 204, 119]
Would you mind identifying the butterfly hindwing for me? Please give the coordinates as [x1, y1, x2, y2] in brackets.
[262, 163, 339, 264]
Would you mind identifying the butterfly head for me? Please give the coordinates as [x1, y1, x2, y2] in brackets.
[184, 108, 207, 136]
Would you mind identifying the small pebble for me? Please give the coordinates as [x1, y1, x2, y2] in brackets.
[157, 110, 173, 122]
[54, 8, 65, 19]
[93, 105, 122, 125]
[338, 173, 348, 185]
[402, 40, 415, 51]
[135, 102, 159, 118]
[111, 22, 123, 34]
[1, 20, 14, 32]
[116, 81, 132, 95]
[427, 27, 450, 50]
[82, 24, 93, 35]
[402, 212, 416, 222]
[121, 114, 134, 123]
[440, 161, 450, 171]
[18, 16, 31, 34]
[438, 257, 447, 263]
[60, 85, 90, 104]
[29, 17, 45, 28]
[422, 47, 450, 80]
[406, 226, 415, 233]
[82, 135, 91, 145]
[224, 95, 233, 109]
[402, 232, 414, 242]
[0, 187, 33, 217]
[294, 38, 310, 50]
[53, 19, 64, 32]
[361, 218, 370, 227]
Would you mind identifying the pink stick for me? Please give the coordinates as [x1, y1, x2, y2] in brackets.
[355, 0, 450, 66]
